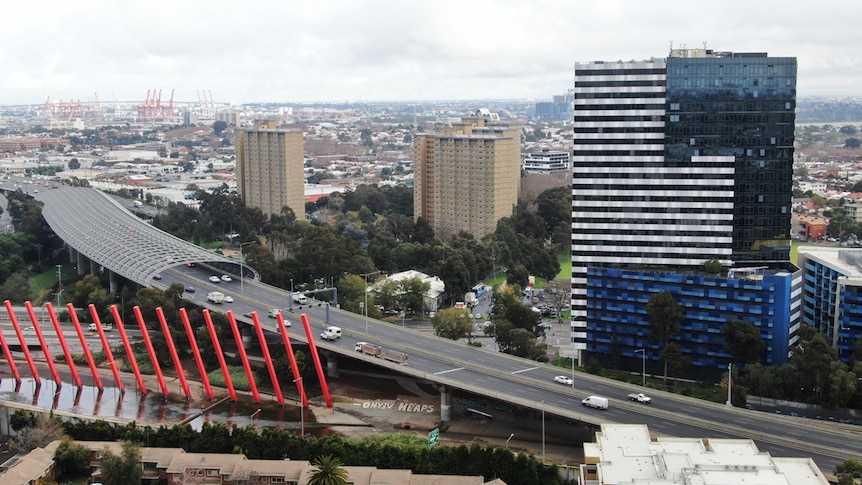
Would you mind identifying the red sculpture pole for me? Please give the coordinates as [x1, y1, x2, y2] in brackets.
[45, 303, 82, 387]
[109, 305, 146, 393]
[253, 314, 284, 406]
[23, 302, 61, 385]
[227, 311, 260, 403]
[205, 309, 236, 401]
[5, 300, 41, 384]
[277, 313, 308, 407]
[67, 303, 102, 390]
[0, 302, 22, 381]
[180, 308, 214, 400]
[300, 313, 332, 408]
[88, 304, 124, 393]
[132, 306, 168, 396]
[155, 307, 191, 399]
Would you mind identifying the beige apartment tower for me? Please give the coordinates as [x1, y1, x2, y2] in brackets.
[236, 120, 305, 219]
[414, 111, 520, 240]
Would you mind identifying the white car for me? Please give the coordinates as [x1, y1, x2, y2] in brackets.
[223, 296, 234, 303]
[209, 275, 220, 283]
[554, 375, 573, 386]
[221, 274, 232, 282]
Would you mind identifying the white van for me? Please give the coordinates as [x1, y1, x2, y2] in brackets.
[320, 326, 342, 340]
[582, 395, 609, 410]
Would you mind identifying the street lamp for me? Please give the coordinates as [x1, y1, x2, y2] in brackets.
[506, 433, 514, 450]
[238, 241, 255, 296]
[635, 349, 646, 388]
[360, 271, 381, 336]
[726, 363, 733, 407]
[289, 278, 294, 309]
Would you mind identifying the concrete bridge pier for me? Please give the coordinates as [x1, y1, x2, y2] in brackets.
[108, 271, 118, 293]
[325, 352, 339, 378]
[67, 245, 76, 264]
[76, 252, 86, 276]
[89, 259, 98, 276]
[438, 385, 452, 422]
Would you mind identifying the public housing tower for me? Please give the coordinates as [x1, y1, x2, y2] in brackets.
[571, 48, 798, 373]
[236, 120, 305, 219]
[414, 110, 521, 239]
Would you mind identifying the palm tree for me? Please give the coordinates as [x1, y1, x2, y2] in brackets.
[307, 455, 349, 485]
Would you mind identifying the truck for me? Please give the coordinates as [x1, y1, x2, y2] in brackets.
[581, 395, 609, 410]
[292, 294, 308, 305]
[465, 292, 478, 308]
[627, 393, 652, 404]
[355, 342, 381, 357]
[207, 291, 225, 304]
[383, 350, 408, 365]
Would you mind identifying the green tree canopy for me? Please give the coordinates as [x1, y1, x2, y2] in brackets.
[432, 308, 474, 340]
[308, 454, 349, 485]
[646, 290, 684, 382]
[99, 441, 143, 485]
[723, 319, 765, 365]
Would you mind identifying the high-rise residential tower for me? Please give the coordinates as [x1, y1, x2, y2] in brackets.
[414, 110, 521, 240]
[571, 48, 797, 372]
[236, 120, 305, 219]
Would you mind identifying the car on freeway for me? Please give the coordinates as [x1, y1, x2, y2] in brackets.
[153, 273, 162, 280]
[554, 375, 573, 386]
[221, 274, 232, 282]
[184, 286, 195, 293]
[209, 275, 221, 283]
[268, 309, 281, 318]
[224, 295, 234, 303]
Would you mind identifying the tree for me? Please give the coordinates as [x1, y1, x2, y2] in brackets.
[703, 258, 723, 274]
[53, 438, 91, 478]
[14, 415, 67, 452]
[67, 158, 80, 170]
[836, 459, 862, 485]
[99, 441, 143, 485]
[212, 120, 228, 136]
[307, 455, 349, 485]
[723, 319, 765, 365]
[399, 276, 430, 315]
[646, 290, 684, 383]
[845, 137, 861, 148]
[432, 308, 473, 340]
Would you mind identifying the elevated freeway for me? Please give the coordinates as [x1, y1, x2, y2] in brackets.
[18, 186, 862, 470]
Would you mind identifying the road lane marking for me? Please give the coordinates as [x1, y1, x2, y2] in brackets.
[512, 367, 538, 374]
[433, 367, 464, 375]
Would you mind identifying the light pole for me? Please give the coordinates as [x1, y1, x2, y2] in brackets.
[238, 241, 254, 296]
[635, 349, 646, 388]
[506, 433, 514, 450]
[539, 400, 545, 463]
[726, 363, 732, 407]
[289, 278, 294, 309]
[360, 271, 381, 336]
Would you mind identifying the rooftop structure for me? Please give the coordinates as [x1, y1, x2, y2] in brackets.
[580, 424, 828, 485]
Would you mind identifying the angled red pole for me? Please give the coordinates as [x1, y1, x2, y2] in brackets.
[23, 302, 61, 385]
[227, 311, 260, 403]
[253, 314, 284, 406]
[133, 306, 168, 396]
[45, 303, 82, 387]
[67, 303, 102, 389]
[88, 304, 124, 393]
[206, 310, 236, 401]
[155, 307, 191, 399]
[6, 300, 41, 384]
[277, 313, 308, 407]
[300, 313, 332, 408]
[181, 308, 213, 400]
[110, 305, 145, 393]
[0, 302, 22, 381]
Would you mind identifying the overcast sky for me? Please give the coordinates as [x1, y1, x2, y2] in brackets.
[2, 0, 861, 106]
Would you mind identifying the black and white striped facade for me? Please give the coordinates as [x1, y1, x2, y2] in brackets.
[570, 59, 736, 352]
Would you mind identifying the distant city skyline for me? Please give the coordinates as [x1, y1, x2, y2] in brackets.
[2, 0, 862, 105]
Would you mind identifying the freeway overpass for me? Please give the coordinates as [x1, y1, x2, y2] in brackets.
[14, 186, 862, 470]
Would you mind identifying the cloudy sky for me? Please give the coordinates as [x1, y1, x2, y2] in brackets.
[2, 0, 861, 105]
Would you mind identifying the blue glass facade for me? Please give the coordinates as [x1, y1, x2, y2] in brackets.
[585, 267, 793, 373]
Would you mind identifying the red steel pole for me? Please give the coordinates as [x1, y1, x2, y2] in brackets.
[5, 300, 41, 384]
[67, 303, 102, 390]
[155, 307, 191, 399]
[180, 308, 214, 400]
[204, 309, 236, 401]
[45, 302, 82, 387]
[88, 304, 124, 393]
[227, 311, 260, 403]
[253, 313, 284, 406]
[110, 305, 146, 393]
[132, 306, 168, 396]
[277, 313, 308, 407]
[0, 302, 22, 381]
[300, 313, 332, 408]
[23, 302, 61, 385]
